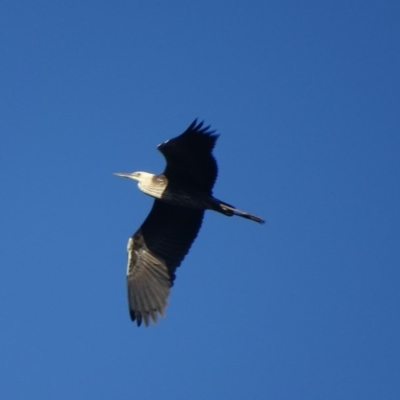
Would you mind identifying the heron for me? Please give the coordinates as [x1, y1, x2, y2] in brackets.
[115, 120, 264, 327]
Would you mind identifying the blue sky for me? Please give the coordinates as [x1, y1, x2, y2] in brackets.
[1, 1, 399, 399]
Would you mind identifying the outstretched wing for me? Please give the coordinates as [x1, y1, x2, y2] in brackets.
[158, 119, 219, 194]
[127, 200, 204, 326]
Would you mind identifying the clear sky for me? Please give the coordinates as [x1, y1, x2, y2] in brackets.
[1, 1, 399, 399]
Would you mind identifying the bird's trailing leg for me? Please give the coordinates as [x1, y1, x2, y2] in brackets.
[214, 200, 265, 224]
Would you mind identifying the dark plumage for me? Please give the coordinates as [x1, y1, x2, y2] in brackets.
[159, 120, 219, 194]
[114, 120, 264, 326]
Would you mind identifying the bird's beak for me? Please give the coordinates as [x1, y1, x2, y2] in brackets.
[113, 172, 132, 179]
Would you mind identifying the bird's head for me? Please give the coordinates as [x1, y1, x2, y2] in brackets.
[113, 171, 155, 188]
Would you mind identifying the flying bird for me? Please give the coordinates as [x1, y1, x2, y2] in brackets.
[115, 120, 264, 327]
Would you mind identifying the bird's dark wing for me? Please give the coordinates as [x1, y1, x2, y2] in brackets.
[127, 200, 204, 326]
[158, 119, 219, 194]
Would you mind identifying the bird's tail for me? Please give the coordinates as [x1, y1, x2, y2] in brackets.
[213, 200, 265, 224]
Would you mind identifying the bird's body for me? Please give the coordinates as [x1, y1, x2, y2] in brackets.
[115, 120, 264, 327]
